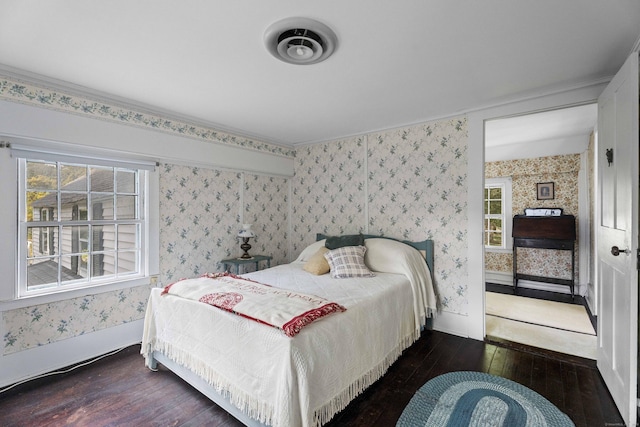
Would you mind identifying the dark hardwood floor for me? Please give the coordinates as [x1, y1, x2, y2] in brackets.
[0, 330, 622, 427]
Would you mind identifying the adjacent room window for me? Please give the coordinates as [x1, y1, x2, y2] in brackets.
[18, 155, 151, 297]
[484, 177, 512, 251]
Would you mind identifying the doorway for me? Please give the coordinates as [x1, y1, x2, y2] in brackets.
[483, 104, 598, 358]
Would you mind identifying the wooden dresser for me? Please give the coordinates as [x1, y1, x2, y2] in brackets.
[512, 215, 576, 298]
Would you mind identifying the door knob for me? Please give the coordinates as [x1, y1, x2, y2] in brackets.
[611, 246, 630, 256]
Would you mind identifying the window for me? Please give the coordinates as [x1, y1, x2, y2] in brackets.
[18, 156, 150, 297]
[484, 177, 512, 251]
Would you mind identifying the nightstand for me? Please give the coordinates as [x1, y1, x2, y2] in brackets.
[221, 255, 272, 274]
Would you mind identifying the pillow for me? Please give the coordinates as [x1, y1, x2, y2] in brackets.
[324, 245, 375, 279]
[364, 238, 427, 273]
[303, 247, 331, 275]
[325, 233, 365, 250]
[295, 239, 327, 262]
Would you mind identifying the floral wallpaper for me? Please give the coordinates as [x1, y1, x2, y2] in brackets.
[243, 174, 289, 266]
[291, 136, 367, 255]
[3, 286, 149, 355]
[485, 154, 581, 282]
[292, 117, 469, 315]
[159, 164, 241, 283]
[159, 164, 290, 283]
[369, 121, 469, 313]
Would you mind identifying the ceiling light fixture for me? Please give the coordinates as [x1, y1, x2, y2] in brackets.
[264, 18, 337, 65]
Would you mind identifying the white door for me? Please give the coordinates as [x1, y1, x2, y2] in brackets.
[597, 52, 639, 427]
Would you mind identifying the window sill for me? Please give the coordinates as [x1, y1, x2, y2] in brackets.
[0, 276, 156, 310]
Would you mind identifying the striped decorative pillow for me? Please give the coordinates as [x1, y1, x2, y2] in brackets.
[324, 246, 375, 279]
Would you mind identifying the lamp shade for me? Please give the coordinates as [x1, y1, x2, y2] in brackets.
[238, 224, 255, 238]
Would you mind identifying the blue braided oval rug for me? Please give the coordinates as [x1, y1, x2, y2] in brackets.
[397, 371, 575, 426]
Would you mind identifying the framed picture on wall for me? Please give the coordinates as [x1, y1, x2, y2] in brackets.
[537, 182, 554, 200]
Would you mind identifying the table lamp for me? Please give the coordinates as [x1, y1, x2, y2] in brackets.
[237, 224, 255, 259]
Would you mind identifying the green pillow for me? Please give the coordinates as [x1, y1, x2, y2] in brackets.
[325, 234, 365, 250]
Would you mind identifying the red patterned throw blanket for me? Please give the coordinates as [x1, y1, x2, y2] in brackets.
[162, 272, 346, 337]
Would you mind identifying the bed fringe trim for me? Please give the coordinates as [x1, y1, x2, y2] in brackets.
[142, 339, 276, 426]
[312, 327, 421, 426]
[142, 325, 424, 427]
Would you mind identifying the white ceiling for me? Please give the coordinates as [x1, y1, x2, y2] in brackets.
[484, 103, 598, 162]
[0, 1, 638, 146]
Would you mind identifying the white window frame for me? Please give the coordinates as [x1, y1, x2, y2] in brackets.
[484, 177, 513, 253]
[7, 142, 157, 304]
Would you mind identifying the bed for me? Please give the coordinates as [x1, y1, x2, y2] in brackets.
[141, 235, 437, 427]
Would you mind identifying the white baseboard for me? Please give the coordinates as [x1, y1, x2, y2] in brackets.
[0, 319, 143, 389]
[485, 270, 585, 297]
[433, 310, 477, 339]
[484, 270, 514, 286]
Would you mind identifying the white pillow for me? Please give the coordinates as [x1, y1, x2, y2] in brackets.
[295, 239, 327, 262]
[324, 246, 375, 279]
[364, 238, 425, 273]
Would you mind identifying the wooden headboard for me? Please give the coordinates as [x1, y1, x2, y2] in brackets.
[316, 233, 434, 276]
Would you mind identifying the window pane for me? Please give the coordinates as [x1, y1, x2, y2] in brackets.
[489, 200, 502, 214]
[97, 225, 116, 251]
[90, 167, 114, 192]
[27, 257, 59, 290]
[488, 218, 503, 247]
[116, 195, 137, 219]
[92, 194, 114, 220]
[60, 194, 88, 220]
[92, 253, 110, 278]
[116, 170, 136, 193]
[61, 225, 89, 254]
[28, 226, 58, 256]
[60, 164, 87, 190]
[27, 161, 57, 190]
[118, 251, 138, 274]
[489, 187, 502, 199]
[28, 196, 56, 222]
[488, 231, 502, 246]
[118, 224, 139, 249]
[60, 255, 88, 281]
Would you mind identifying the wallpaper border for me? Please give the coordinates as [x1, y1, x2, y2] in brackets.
[0, 75, 295, 159]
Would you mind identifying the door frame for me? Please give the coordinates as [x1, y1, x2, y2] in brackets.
[466, 82, 608, 341]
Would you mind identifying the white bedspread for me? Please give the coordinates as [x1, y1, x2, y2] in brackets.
[141, 238, 436, 427]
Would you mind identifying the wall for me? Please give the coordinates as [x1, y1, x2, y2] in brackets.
[3, 287, 149, 355]
[485, 154, 581, 286]
[292, 118, 470, 320]
[159, 164, 289, 284]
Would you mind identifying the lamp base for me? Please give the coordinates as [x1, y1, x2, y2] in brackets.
[240, 238, 252, 259]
